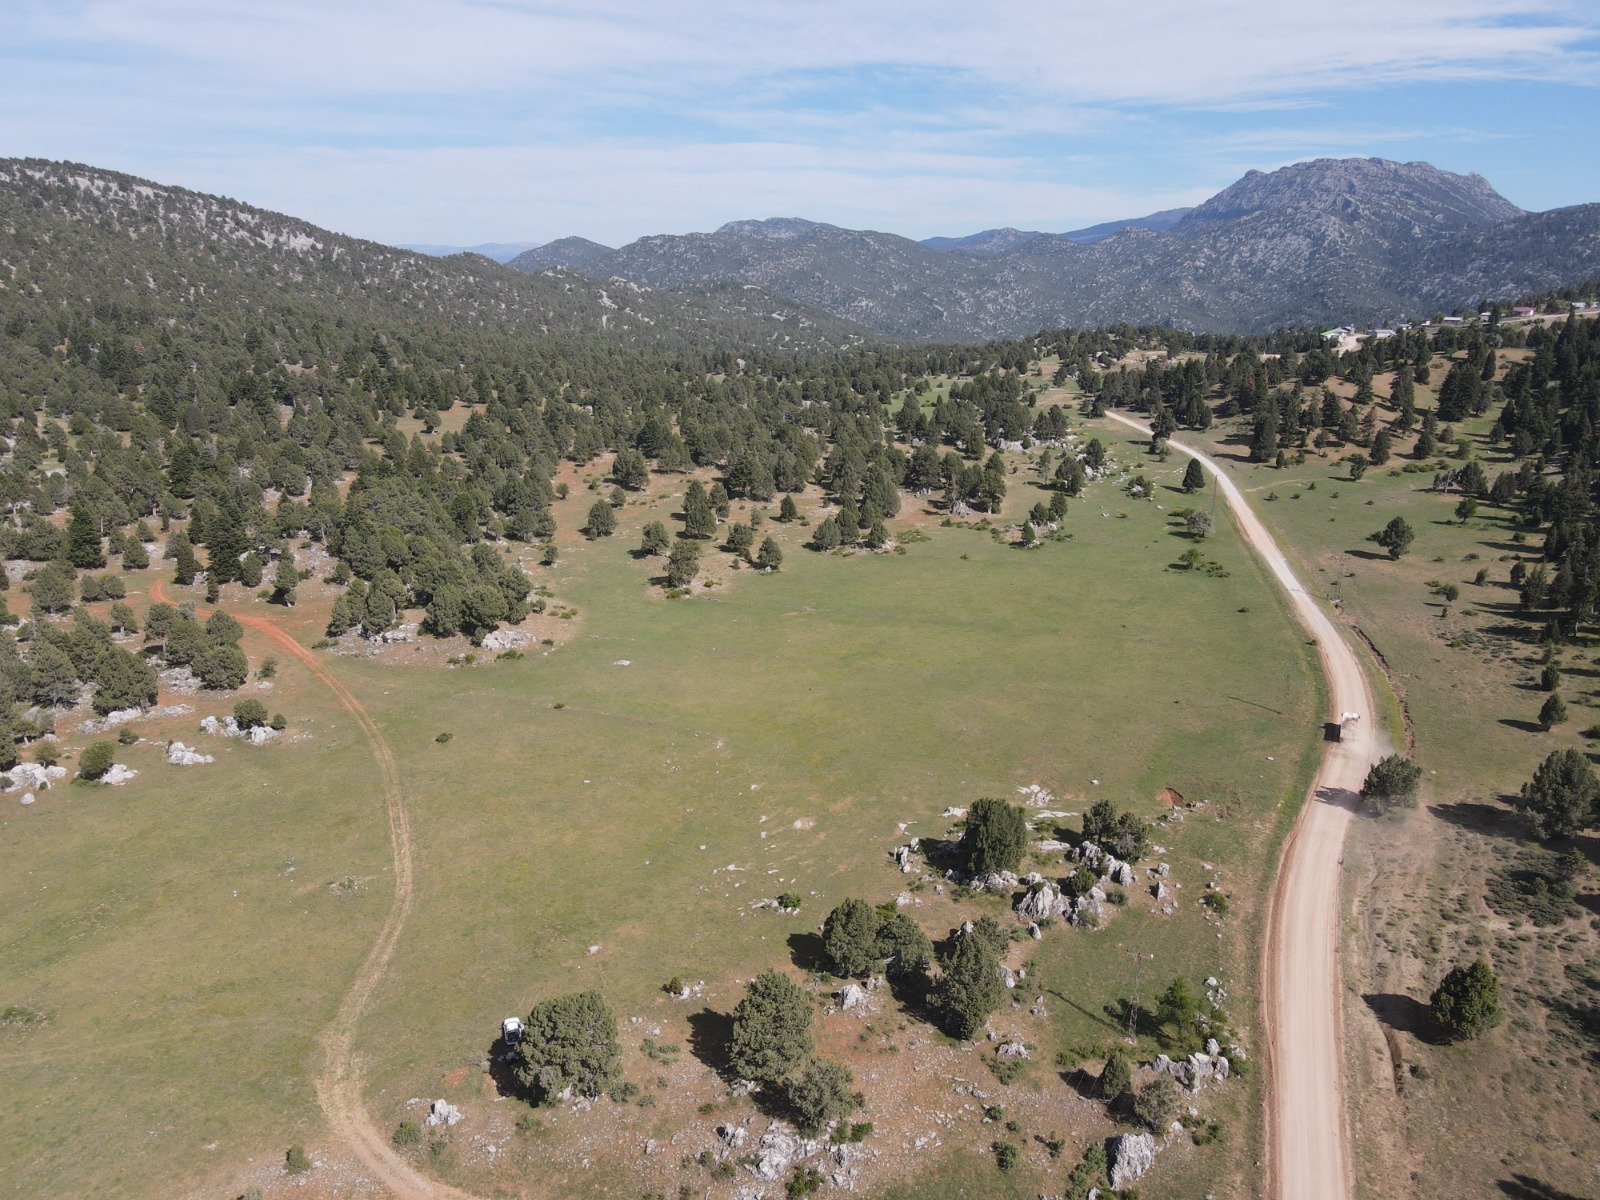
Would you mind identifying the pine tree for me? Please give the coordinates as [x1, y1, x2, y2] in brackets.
[1182, 459, 1205, 493]
[169, 530, 199, 585]
[755, 537, 783, 571]
[66, 504, 105, 569]
[272, 551, 299, 605]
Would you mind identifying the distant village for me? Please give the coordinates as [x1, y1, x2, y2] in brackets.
[1323, 296, 1597, 344]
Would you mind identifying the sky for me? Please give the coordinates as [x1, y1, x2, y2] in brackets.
[3, 1, 1599, 248]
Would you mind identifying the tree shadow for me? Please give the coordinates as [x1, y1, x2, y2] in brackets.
[1497, 718, 1545, 734]
[1314, 784, 1361, 813]
[1061, 1065, 1109, 1102]
[1428, 800, 1525, 840]
[1362, 993, 1436, 1041]
[686, 1007, 735, 1076]
[1345, 548, 1392, 562]
[485, 1034, 527, 1100]
[787, 931, 831, 973]
[1497, 1175, 1592, 1200]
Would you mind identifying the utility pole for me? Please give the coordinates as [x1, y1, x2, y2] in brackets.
[1127, 950, 1151, 1042]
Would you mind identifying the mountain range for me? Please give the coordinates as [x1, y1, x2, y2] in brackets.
[0, 159, 867, 353]
[399, 241, 542, 263]
[508, 158, 1600, 338]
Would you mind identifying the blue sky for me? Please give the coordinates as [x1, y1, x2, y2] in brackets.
[3, 1, 1598, 247]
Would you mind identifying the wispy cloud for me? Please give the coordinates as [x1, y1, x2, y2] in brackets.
[2, 0, 1597, 240]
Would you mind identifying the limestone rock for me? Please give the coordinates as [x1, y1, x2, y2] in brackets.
[4, 763, 67, 792]
[167, 742, 214, 766]
[1108, 1132, 1159, 1188]
[425, 1099, 462, 1128]
[102, 763, 137, 786]
[837, 984, 869, 1012]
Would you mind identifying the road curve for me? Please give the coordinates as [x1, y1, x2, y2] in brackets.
[1103, 414, 1374, 1200]
[151, 580, 474, 1200]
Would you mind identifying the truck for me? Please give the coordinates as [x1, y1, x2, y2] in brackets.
[1323, 712, 1361, 743]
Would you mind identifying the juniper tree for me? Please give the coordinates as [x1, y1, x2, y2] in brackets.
[729, 969, 813, 1086]
[822, 898, 880, 977]
[515, 991, 621, 1103]
[959, 797, 1027, 875]
[755, 537, 783, 571]
[1429, 960, 1500, 1041]
[1182, 459, 1205, 493]
[639, 521, 670, 556]
[933, 923, 1004, 1040]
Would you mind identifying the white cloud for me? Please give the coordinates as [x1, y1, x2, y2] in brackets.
[29, 0, 1600, 106]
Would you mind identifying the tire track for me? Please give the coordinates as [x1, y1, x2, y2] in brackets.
[151, 580, 473, 1200]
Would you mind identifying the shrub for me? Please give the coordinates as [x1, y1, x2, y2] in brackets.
[284, 1145, 311, 1174]
[1430, 960, 1501, 1041]
[77, 741, 116, 780]
[1100, 1048, 1131, 1099]
[436, 732, 453, 744]
[991, 1140, 1020, 1171]
[776, 892, 802, 911]
[729, 969, 813, 1086]
[959, 797, 1027, 875]
[786, 1058, 858, 1134]
[514, 991, 622, 1103]
[1081, 798, 1149, 860]
[1360, 754, 1423, 815]
[117, 726, 138, 745]
[233, 698, 269, 729]
[1132, 1075, 1180, 1131]
[392, 1119, 421, 1146]
[270, 712, 287, 731]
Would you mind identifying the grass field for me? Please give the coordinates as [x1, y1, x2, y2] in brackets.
[1183, 352, 1600, 1200]
[0, 419, 1321, 1200]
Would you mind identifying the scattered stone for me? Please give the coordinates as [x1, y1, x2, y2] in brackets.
[167, 742, 214, 766]
[969, 870, 1018, 894]
[995, 1040, 1030, 1059]
[1108, 1132, 1159, 1188]
[1015, 784, 1056, 808]
[19, 792, 34, 805]
[425, 1099, 463, 1129]
[158, 667, 201, 695]
[940, 805, 967, 818]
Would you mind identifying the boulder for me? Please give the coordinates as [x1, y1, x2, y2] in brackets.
[749, 1129, 821, 1181]
[1027, 922, 1042, 940]
[4, 763, 67, 792]
[837, 984, 869, 1012]
[995, 1040, 1030, 1059]
[424, 1099, 462, 1128]
[1110, 860, 1135, 887]
[167, 742, 214, 766]
[19, 792, 34, 805]
[1016, 883, 1057, 921]
[77, 707, 144, 735]
[246, 725, 280, 746]
[102, 763, 137, 786]
[971, 870, 1018, 894]
[718, 1124, 748, 1151]
[1108, 1132, 1159, 1188]
[480, 628, 529, 652]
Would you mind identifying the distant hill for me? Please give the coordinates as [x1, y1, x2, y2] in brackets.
[919, 209, 1192, 253]
[0, 160, 871, 352]
[510, 158, 1600, 336]
[399, 241, 543, 263]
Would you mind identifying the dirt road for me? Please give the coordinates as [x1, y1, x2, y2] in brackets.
[151, 582, 472, 1200]
[1103, 415, 1373, 1200]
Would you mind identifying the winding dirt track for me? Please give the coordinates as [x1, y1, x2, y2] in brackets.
[151, 581, 471, 1200]
[1103, 415, 1372, 1200]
